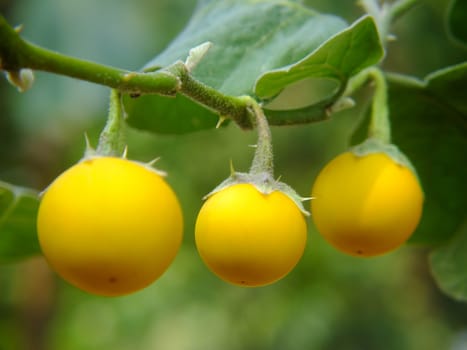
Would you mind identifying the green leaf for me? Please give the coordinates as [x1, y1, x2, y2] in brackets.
[261, 15, 382, 124]
[352, 62, 467, 245]
[256, 16, 382, 99]
[0, 181, 41, 263]
[126, 0, 371, 134]
[143, 1, 347, 95]
[125, 94, 219, 134]
[430, 219, 467, 301]
[447, 0, 467, 46]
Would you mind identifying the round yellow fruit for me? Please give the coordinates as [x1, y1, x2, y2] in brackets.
[37, 156, 183, 296]
[311, 151, 423, 257]
[195, 183, 307, 287]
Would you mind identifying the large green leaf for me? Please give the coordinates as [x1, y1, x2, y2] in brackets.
[447, 0, 467, 46]
[431, 219, 467, 301]
[256, 15, 382, 103]
[0, 181, 41, 263]
[352, 62, 467, 245]
[125, 0, 382, 134]
[142, 0, 347, 95]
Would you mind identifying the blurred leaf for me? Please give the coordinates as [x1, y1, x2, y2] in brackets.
[352, 62, 467, 245]
[126, 0, 353, 134]
[0, 181, 41, 263]
[447, 0, 467, 46]
[430, 219, 467, 301]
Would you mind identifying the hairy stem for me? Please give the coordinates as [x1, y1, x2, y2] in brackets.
[248, 99, 274, 176]
[96, 90, 126, 156]
[367, 68, 390, 143]
[346, 67, 391, 143]
[169, 62, 254, 129]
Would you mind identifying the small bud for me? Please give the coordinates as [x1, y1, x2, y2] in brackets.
[5, 69, 35, 92]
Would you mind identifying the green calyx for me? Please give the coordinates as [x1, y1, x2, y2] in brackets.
[204, 169, 310, 216]
[351, 138, 419, 177]
[346, 65, 420, 178]
[81, 149, 167, 178]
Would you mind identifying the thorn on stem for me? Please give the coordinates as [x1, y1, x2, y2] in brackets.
[216, 116, 227, 129]
[84, 133, 96, 157]
[146, 157, 161, 167]
[122, 145, 128, 159]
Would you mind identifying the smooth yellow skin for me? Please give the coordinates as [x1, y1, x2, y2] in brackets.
[195, 183, 307, 287]
[311, 152, 423, 257]
[37, 157, 183, 296]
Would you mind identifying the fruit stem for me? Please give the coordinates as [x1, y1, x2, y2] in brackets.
[247, 98, 274, 176]
[346, 67, 391, 144]
[96, 89, 126, 156]
[367, 68, 391, 144]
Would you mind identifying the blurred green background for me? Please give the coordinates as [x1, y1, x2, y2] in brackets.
[1, 0, 467, 349]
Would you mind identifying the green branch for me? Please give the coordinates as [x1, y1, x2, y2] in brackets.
[0, 16, 180, 95]
[167, 62, 253, 129]
[0, 15, 254, 128]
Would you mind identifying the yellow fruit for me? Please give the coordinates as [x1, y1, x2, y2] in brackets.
[195, 183, 307, 286]
[311, 151, 423, 257]
[37, 156, 183, 296]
